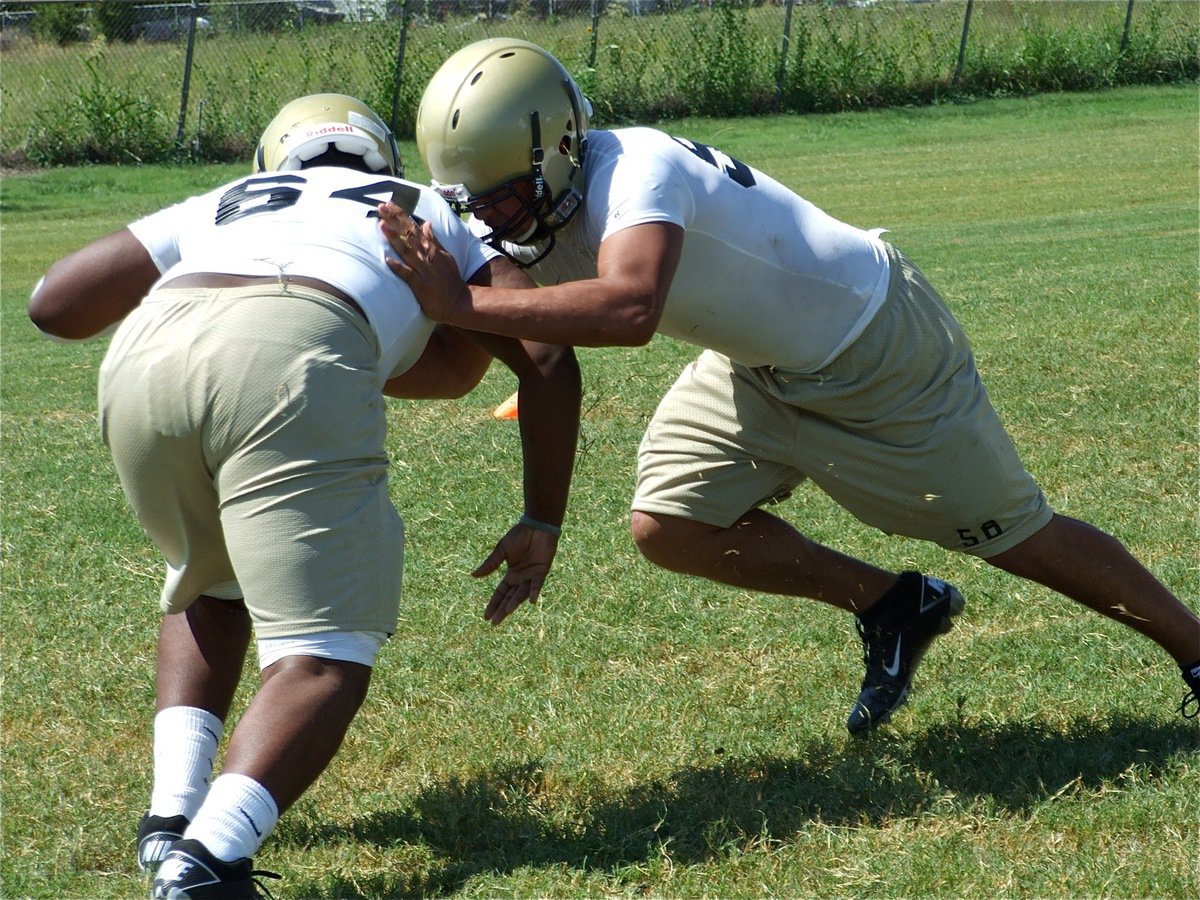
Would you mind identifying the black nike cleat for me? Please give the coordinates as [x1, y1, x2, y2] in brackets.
[137, 812, 190, 874]
[150, 839, 280, 899]
[847, 572, 965, 735]
[1181, 661, 1200, 720]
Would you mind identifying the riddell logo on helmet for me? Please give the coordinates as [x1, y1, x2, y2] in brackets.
[302, 124, 357, 139]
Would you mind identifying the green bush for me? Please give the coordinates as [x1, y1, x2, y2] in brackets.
[681, 3, 775, 117]
[27, 60, 179, 166]
[1116, 0, 1200, 85]
[93, 1, 144, 42]
[247, 2, 301, 32]
[31, 1, 89, 46]
[5, 0, 1198, 167]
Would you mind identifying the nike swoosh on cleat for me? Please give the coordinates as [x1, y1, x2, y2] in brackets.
[883, 637, 903, 677]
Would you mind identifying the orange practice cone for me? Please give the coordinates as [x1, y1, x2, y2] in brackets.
[492, 390, 519, 420]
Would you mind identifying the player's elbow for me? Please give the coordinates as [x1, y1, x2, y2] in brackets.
[28, 302, 59, 338]
[385, 359, 491, 399]
[623, 320, 657, 346]
[526, 342, 581, 384]
[441, 364, 491, 398]
[614, 303, 660, 346]
[27, 278, 81, 340]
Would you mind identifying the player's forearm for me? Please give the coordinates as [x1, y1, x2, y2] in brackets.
[514, 349, 581, 526]
[456, 280, 659, 348]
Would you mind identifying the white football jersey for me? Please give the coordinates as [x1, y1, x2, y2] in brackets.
[129, 166, 498, 377]
[497, 127, 891, 372]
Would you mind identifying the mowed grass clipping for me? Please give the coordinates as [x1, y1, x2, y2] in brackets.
[2, 85, 1197, 898]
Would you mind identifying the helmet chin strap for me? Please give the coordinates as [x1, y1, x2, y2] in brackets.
[525, 95, 585, 238]
[529, 111, 548, 205]
[479, 87, 588, 269]
[544, 187, 582, 229]
[510, 218, 539, 243]
[489, 232, 557, 269]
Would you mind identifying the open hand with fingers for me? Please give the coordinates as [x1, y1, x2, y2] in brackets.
[476, 520, 562, 625]
[379, 201, 470, 322]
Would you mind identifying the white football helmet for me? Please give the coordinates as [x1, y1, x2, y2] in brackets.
[416, 38, 590, 261]
[254, 93, 401, 176]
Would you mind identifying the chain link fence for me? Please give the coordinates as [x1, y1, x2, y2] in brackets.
[1, 0, 1194, 166]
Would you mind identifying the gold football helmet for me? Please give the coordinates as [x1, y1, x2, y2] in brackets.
[416, 39, 589, 254]
[254, 93, 401, 176]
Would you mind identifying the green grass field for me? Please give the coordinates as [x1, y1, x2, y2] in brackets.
[2, 84, 1198, 898]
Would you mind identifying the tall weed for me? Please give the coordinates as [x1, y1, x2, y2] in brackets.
[680, 3, 775, 117]
[6, 1, 1197, 166]
[27, 58, 177, 165]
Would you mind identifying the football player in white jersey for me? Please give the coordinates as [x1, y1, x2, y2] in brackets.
[381, 39, 1200, 733]
[29, 93, 581, 897]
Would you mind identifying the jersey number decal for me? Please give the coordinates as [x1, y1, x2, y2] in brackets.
[330, 179, 413, 214]
[215, 176, 415, 226]
[957, 520, 1004, 548]
[215, 174, 305, 225]
[672, 138, 756, 188]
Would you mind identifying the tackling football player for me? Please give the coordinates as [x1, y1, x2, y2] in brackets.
[380, 39, 1200, 733]
[29, 93, 581, 898]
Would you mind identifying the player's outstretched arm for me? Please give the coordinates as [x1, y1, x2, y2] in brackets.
[29, 228, 161, 341]
[381, 200, 684, 348]
[460, 256, 582, 624]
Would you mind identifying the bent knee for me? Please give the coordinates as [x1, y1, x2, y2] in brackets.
[630, 510, 659, 557]
[630, 510, 696, 569]
[269, 654, 374, 707]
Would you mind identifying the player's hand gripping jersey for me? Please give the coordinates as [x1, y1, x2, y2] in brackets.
[132, 166, 498, 377]
[491, 128, 892, 373]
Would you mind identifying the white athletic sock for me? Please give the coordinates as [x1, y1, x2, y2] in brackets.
[184, 773, 279, 862]
[149, 706, 224, 821]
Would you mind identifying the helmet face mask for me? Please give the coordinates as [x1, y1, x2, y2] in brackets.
[255, 93, 401, 177]
[417, 39, 590, 263]
[461, 178, 542, 245]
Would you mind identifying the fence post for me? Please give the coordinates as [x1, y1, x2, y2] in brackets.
[390, 0, 412, 139]
[589, 0, 600, 69]
[775, 0, 795, 107]
[953, 0, 974, 85]
[175, 0, 200, 145]
[1120, 0, 1134, 53]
